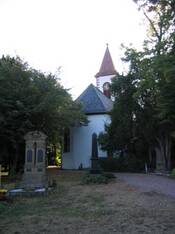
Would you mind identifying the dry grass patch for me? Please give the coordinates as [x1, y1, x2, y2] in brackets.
[0, 170, 175, 234]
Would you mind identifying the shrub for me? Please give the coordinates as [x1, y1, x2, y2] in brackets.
[81, 173, 108, 184]
[0, 203, 6, 212]
[102, 172, 116, 179]
[99, 155, 144, 172]
[171, 168, 175, 177]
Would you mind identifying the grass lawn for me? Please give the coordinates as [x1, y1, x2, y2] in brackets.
[0, 169, 175, 234]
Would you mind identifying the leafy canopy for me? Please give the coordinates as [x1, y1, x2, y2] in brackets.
[0, 55, 86, 169]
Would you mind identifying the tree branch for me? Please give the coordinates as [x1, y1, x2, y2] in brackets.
[143, 10, 160, 39]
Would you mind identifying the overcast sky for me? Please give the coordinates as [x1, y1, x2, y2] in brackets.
[0, 0, 146, 98]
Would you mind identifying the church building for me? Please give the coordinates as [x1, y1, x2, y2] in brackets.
[62, 45, 117, 169]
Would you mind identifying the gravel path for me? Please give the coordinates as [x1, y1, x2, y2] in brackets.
[116, 173, 175, 198]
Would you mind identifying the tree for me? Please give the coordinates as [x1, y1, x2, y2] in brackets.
[98, 72, 140, 158]
[0, 56, 86, 172]
[134, 0, 175, 55]
[99, 0, 175, 171]
[133, 0, 175, 170]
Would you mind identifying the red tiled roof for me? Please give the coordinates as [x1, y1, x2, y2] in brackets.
[95, 46, 117, 78]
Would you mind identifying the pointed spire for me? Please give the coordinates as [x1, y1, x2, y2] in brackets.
[95, 44, 117, 78]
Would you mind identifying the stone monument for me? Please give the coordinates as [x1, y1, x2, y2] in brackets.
[90, 133, 101, 174]
[21, 131, 48, 188]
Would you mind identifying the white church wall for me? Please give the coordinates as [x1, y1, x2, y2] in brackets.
[96, 74, 116, 92]
[62, 114, 111, 169]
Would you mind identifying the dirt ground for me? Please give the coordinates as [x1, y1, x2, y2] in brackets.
[1, 169, 175, 234]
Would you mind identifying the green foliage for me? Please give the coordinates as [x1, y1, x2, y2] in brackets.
[134, 0, 175, 55]
[47, 143, 61, 166]
[81, 171, 116, 184]
[99, 0, 175, 171]
[171, 168, 175, 177]
[81, 173, 109, 184]
[111, 74, 138, 150]
[102, 172, 116, 179]
[0, 203, 6, 213]
[99, 156, 144, 173]
[99, 73, 138, 154]
[55, 149, 61, 167]
[0, 55, 86, 172]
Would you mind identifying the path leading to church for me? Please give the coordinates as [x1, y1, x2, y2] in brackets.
[116, 173, 175, 199]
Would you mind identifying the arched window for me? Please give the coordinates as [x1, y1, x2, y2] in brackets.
[103, 82, 111, 98]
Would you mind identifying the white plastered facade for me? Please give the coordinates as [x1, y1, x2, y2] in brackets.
[62, 114, 111, 169]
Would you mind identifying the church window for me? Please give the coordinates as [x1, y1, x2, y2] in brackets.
[103, 82, 111, 98]
[103, 82, 110, 91]
[64, 128, 70, 153]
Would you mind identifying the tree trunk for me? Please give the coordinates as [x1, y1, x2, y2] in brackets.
[156, 134, 172, 171]
[148, 146, 152, 166]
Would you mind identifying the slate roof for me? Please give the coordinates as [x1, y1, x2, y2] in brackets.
[95, 45, 117, 78]
[76, 84, 113, 114]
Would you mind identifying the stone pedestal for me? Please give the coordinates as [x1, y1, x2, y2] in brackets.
[90, 157, 101, 174]
[21, 131, 48, 188]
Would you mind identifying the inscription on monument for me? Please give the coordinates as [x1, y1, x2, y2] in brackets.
[38, 149, 44, 163]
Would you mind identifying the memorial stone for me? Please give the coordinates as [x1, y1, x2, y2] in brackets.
[21, 131, 48, 188]
[90, 133, 101, 174]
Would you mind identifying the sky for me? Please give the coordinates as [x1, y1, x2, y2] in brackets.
[0, 0, 147, 99]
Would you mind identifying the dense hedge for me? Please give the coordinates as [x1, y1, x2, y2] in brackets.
[99, 155, 145, 172]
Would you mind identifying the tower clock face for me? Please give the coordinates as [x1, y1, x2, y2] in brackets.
[103, 82, 110, 91]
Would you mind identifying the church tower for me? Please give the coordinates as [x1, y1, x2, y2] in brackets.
[95, 44, 117, 98]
